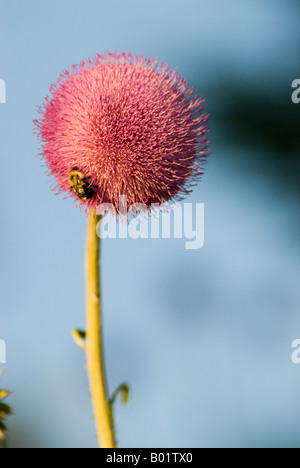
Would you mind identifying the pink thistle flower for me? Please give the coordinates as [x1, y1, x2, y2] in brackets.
[35, 51, 209, 211]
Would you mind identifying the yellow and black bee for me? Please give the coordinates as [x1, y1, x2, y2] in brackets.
[69, 167, 97, 201]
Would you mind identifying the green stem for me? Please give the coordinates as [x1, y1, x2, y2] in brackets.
[86, 210, 115, 448]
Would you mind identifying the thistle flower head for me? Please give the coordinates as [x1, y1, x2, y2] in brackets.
[35, 51, 209, 211]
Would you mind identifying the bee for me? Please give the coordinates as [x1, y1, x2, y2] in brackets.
[69, 167, 97, 201]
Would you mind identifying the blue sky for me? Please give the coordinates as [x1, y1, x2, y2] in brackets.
[0, 0, 299, 448]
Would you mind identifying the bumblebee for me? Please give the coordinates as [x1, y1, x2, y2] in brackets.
[69, 167, 97, 201]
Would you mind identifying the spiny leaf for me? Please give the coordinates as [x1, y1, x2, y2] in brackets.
[0, 371, 12, 443]
[110, 383, 130, 407]
[72, 329, 87, 350]
[0, 390, 10, 400]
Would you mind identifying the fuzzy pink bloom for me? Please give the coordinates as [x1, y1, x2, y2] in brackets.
[35, 51, 209, 210]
